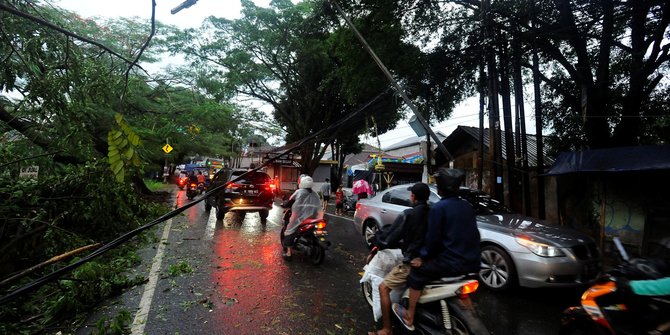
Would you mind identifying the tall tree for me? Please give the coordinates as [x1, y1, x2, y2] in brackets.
[169, 0, 414, 173]
[358, 0, 670, 152]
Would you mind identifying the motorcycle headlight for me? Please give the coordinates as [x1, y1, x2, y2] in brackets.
[516, 237, 565, 257]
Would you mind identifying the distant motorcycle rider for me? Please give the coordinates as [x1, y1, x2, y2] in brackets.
[187, 171, 198, 184]
[282, 175, 322, 260]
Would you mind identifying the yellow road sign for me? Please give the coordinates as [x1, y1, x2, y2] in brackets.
[162, 143, 173, 154]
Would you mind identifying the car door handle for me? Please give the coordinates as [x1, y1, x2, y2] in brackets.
[380, 210, 387, 214]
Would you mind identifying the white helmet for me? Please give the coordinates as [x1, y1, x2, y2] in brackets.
[299, 175, 313, 189]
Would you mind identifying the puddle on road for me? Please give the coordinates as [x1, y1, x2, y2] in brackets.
[210, 223, 294, 333]
[173, 190, 203, 224]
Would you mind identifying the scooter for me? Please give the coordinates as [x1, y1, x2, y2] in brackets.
[361, 247, 490, 335]
[280, 209, 330, 265]
[560, 237, 670, 335]
[186, 182, 198, 200]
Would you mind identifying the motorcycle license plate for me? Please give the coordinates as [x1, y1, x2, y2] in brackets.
[315, 231, 328, 236]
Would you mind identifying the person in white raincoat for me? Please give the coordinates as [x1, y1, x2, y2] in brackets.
[282, 175, 322, 260]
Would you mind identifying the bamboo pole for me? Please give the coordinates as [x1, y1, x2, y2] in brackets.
[0, 243, 102, 288]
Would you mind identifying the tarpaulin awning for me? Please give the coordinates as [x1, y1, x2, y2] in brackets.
[544, 145, 670, 175]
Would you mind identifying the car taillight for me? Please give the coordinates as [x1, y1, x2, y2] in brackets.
[264, 183, 277, 191]
[227, 183, 241, 189]
[356, 203, 361, 211]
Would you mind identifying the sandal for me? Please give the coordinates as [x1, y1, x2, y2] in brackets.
[392, 303, 415, 331]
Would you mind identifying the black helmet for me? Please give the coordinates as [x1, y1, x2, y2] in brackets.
[433, 168, 465, 196]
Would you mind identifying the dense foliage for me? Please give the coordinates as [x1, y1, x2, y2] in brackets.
[0, 0, 252, 332]
[346, 0, 670, 150]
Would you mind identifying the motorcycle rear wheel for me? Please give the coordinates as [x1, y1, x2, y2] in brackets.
[410, 311, 470, 335]
[361, 281, 374, 308]
[310, 242, 325, 265]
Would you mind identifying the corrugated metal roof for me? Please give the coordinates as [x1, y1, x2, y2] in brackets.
[383, 130, 449, 151]
[443, 125, 554, 167]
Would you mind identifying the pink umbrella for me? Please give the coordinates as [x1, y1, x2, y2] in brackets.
[352, 179, 372, 195]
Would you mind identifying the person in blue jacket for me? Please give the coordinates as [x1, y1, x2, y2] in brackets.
[392, 168, 481, 331]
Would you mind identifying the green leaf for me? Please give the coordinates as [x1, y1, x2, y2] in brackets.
[124, 147, 134, 160]
[115, 168, 125, 183]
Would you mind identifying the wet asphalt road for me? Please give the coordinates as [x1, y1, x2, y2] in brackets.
[78, 186, 587, 334]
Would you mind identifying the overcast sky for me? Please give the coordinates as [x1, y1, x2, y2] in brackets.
[55, 0, 262, 28]
[53, 0, 538, 148]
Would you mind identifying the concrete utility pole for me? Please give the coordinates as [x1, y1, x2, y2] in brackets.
[329, 0, 453, 163]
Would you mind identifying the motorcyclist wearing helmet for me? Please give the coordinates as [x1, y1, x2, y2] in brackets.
[282, 175, 322, 260]
[392, 168, 481, 331]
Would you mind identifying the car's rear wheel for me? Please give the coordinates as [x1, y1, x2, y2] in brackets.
[479, 245, 516, 291]
[362, 220, 378, 249]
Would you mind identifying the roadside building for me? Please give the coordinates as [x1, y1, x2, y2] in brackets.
[544, 145, 670, 257]
[435, 125, 555, 218]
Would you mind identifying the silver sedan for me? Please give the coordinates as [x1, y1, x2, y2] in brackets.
[353, 184, 601, 291]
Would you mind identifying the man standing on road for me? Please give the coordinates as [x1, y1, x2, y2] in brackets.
[368, 182, 430, 335]
[393, 168, 480, 331]
[320, 178, 331, 212]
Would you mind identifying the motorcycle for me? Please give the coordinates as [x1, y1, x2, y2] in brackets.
[280, 208, 330, 265]
[361, 247, 490, 335]
[343, 192, 357, 213]
[560, 237, 670, 335]
[186, 182, 198, 200]
[177, 176, 187, 190]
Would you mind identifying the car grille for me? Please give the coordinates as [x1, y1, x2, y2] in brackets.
[571, 243, 599, 260]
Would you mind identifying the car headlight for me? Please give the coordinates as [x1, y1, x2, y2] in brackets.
[516, 237, 565, 257]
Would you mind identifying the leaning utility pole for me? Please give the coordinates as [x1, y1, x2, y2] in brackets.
[329, 0, 453, 163]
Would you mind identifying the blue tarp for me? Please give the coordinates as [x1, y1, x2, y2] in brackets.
[544, 145, 670, 175]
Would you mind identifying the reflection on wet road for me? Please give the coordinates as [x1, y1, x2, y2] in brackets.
[474, 285, 583, 335]
[206, 205, 372, 334]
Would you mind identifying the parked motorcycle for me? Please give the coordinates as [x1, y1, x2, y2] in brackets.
[560, 237, 670, 335]
[177, 176, 187, 190]
[361, 247, 490, 335]
[280, 208, 330, 265]
[343, 189, 357, 213]
[186, 182, 198, 200]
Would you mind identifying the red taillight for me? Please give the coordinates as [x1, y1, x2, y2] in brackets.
[457, 280, 479, 296]
[315, 221, 326, 230]
[356, 203, 361, 211]
[190, 183, 197, 188]
[227, 183, 241, 189]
